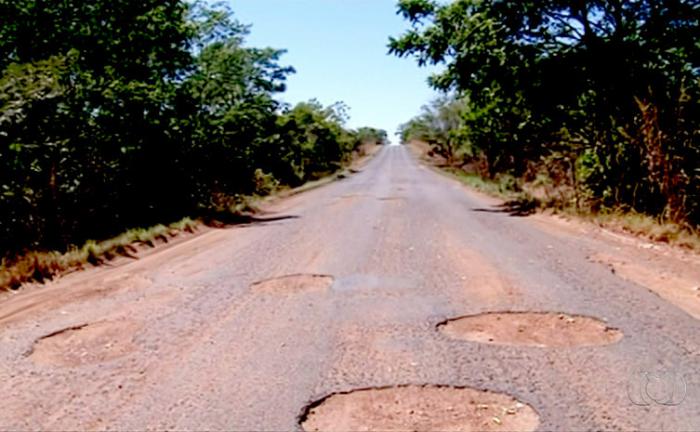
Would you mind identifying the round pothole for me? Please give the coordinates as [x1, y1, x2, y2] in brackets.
[300, 384, 539, 432]
[438, 312, 622, 347]
[251, 274, 333, 294]
[29, 320, 139, 366]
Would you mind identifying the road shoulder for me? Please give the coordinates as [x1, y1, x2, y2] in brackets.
[406, 141, 700, 320]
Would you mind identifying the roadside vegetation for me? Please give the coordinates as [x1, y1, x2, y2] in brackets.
[0, 1, 387, 289]
[391, 0, 700, 249]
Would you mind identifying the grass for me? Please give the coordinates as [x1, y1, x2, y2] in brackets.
[419, 147, 700, 252]
[579, 209, 700, 251]
[257, 144, 380, 203]
[0, 217, 199, 292]
[445, 168, 521, 200]
[1, 146, 383, 292]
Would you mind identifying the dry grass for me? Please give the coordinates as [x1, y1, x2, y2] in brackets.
[258, 144, 381, 203]
[418, 146, 700, 252]
[458, 170, 700, 251]
[445, 168, 522, 200]
[0, 148, 381, 293]
[0, 218, 199, 291]
[580, 210, 700, 251]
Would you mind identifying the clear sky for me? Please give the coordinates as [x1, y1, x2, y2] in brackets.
[230, 0, 439, 142]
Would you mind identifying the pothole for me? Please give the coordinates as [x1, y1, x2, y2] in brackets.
[251, 274, 333, 294]
[29, 320, 139, 367]
[438, 312, 622, 347]
[300, 384, 539, 432]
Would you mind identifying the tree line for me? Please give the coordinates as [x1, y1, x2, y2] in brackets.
[0, 1, 387, 257]
[392, 0, 700, 228]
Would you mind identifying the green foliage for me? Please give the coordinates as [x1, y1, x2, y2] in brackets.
[355, 127, 389, 146]
[271, 100, 357, 185]
[1, 0, 194, 253]
[398, 94, 470, 164]
[391, 0, 700, 226]
[0, 1, 375, 258]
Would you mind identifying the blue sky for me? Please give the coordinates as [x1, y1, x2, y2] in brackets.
[230, 0, 439, 142]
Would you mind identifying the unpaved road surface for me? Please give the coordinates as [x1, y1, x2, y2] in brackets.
[1, 146, 700, 430]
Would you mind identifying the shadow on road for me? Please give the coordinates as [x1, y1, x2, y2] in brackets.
[472, 197, 540, 217]
[204, 213, 299, 228]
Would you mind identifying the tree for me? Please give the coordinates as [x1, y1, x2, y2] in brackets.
[356, 127, 389, 146]
[272, 100, 356, 185]
[0, 0, 193, 251]
[390, 0, 700, 225]
[183, 3, 294, 202]
[0, 1, 380, 259]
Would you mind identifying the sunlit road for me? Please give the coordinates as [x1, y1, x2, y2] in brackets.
[0, 146, 698, 430]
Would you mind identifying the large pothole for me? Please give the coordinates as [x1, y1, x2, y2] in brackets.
[300, 384, 539, 432]
[251, 274, 333, 294]
[438, 312, 622, 347]
[29, 320, 139, 367]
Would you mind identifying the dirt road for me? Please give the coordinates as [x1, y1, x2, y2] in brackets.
[1, 146, 699, 430]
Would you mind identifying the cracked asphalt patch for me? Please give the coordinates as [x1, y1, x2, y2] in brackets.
[250, 274, 334, 294]
[438, 312, 622, 347]
[29, 320, 140, 367]
[300, 384, 539, 432]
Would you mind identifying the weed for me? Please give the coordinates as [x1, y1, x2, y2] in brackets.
[435, 154, 700, 251]
[0, 217, 200, 291]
